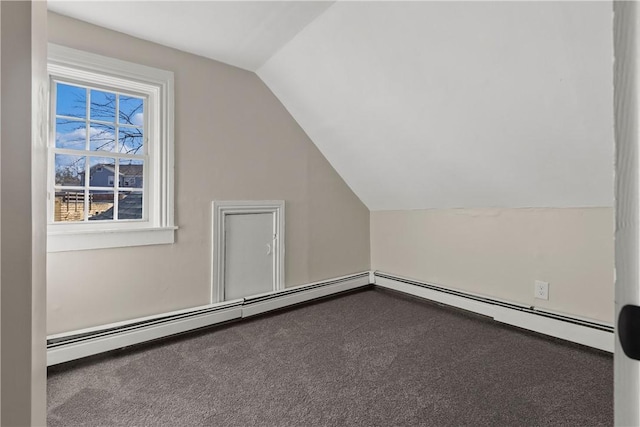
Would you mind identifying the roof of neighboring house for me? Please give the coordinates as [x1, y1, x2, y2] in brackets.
[79, 163, 143, 177]
[89, 192, 143, 221]
[119, 164, 143, 177]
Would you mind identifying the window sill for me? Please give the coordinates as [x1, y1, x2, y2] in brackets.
[47, 226, 178, 252]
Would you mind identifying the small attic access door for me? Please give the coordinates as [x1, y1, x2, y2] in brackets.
[211, 200, 285, 302]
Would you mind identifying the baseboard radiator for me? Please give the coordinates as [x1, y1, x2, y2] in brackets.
[47, 272, 371, 366]
[372, 271, 614, 353]
[48, 270, 614, 366]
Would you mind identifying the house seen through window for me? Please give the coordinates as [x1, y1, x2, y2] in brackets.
[53, 82, 146, 222]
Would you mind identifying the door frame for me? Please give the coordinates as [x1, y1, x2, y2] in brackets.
[211, 200, 285, 303]
[613, 2, 640, 425]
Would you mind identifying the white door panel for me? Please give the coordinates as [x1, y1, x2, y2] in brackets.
[224, 213, 275, 300]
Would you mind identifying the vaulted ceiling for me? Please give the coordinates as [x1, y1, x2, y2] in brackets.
[47, 1, 335, 71]
[48, 1, 614, 210]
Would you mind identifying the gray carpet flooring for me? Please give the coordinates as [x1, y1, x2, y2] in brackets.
[47, 288, 613, 426]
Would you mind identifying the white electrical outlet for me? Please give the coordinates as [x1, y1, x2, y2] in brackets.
[534, 280, 549, 300]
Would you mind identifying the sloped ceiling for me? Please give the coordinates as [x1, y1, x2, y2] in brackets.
[258, 1, 614, 210]
[48, 1, 614, 211]
[47, 1, 334, 71]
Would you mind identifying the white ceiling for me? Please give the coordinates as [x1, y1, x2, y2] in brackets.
[258, 1, 614, 210]
[49, 1, 615, 210]
[47, 1, 334, 71]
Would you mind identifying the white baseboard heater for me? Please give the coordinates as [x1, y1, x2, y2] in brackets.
[372, 271, 615, 353]
[48, 270, 614, 366]
[47, 272, 371, 366]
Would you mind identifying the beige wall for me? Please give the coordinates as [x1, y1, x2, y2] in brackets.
[371, 208, 614, 323]
[47, 12, 370, 335]
[1, 1, 48, 425]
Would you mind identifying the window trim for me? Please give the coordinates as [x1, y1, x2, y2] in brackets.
[47, 44, 176, 252]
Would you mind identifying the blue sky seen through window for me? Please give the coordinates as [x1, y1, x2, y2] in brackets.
[55, 82, 144, 152]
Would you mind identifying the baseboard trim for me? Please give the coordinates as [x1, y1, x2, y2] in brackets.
[47, 270, 613, 366]
[47, 272, 371, 366]
[47, 303, 244, 366]
[373, 271, 614, 352]
[242, 272, 370, 317]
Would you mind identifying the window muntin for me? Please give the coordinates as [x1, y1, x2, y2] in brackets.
[52, 80, 147, 223]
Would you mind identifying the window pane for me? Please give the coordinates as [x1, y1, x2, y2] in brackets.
[88, 190, 114, 221]
[118, 128, 144, 154]
[119, 95, 144, 126]
[117, 191, 143, 220]
[119, 159, 143, 188]
[55, 154, 85, 186]
[56, 119, 86, 150]
[56, 83, 86, 119]
[89, 123, 116, 152]
[90, 89, 116, 123]
[54, 191, 86, 222]
[89, 157, 116, 187]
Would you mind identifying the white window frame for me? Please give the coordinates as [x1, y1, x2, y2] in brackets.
[47, 44, 176, 252]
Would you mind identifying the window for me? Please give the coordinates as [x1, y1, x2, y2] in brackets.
[47, 44, 175, 252]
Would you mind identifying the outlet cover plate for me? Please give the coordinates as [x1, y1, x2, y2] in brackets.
[535, 280, 549, 300]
